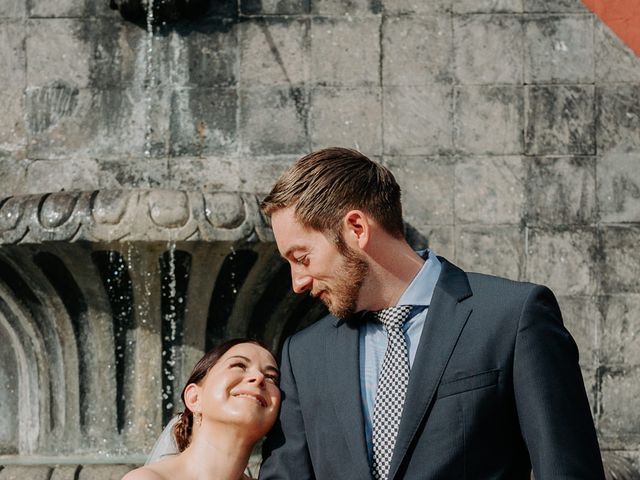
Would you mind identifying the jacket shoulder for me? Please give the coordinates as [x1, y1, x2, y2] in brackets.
[463, 269, 558, 312]
[284, 313, 336, 353]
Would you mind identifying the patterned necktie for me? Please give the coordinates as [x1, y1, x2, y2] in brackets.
[371, 305, 413, 480]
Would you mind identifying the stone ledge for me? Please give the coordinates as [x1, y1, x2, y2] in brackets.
[0, 464, 136, 480]
[0, 189, 274, 244]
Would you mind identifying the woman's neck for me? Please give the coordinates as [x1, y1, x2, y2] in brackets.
[178, 423, 255, 480]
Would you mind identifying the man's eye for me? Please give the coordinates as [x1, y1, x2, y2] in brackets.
[294, 255, 307, 265]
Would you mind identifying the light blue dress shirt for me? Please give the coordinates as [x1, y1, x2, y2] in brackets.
[358, 250, 442, 462]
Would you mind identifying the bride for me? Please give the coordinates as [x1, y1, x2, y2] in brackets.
[123, 338, 281, 480]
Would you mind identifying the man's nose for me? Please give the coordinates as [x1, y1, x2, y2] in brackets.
[291, 270, 312, 294]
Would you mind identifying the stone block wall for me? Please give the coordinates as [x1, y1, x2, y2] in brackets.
[1, 0, 639, 469]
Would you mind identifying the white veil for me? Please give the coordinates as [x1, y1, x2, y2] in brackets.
[145, 415, 179, 465]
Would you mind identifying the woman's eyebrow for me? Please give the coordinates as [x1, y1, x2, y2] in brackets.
[225, 356, 279, 375]
[225, 355, 250, 362]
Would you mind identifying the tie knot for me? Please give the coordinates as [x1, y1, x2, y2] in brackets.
[373, 305, 412, 330]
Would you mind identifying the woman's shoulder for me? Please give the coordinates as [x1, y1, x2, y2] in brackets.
[122, 466, 167, 480]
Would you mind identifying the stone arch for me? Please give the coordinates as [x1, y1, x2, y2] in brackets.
[0, 261, 57, 454]
[0, 190, 330, 458]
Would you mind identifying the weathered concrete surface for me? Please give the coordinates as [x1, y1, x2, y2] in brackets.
[524, 14, 594, 84]
[1, 0, 640, 472]
[525, 85, 596, 155]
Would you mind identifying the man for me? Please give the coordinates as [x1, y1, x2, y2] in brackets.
[258, 147, 604, 479]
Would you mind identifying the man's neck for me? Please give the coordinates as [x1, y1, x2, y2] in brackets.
[358, 238, 425, 311]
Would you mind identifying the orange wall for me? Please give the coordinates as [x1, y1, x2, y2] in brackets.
[582, 0, 640, 56]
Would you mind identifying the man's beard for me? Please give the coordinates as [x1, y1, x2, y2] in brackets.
[321, 246, 369, 319]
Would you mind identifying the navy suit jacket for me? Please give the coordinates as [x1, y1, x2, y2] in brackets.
[260, 258, 605, 479]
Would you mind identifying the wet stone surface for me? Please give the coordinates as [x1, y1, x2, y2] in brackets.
[454, 85, 523, 155]
[169, 87, 238, 156]
[455, 225, 524, 280]
[386, 156, 455, 227]
[526, 227, 599, 296]
[597, 152, 640, 224]
[382, 15, 452, 86]
[203, 192, 245, 228]
[309, 86, 382, 155]
[597, 85, 640, 154]
[454, 14, 523, 84]
[0, 466, 53, 480]
[148, 190, 190, 228]
[523, 0, 586, 12]
[524, 14, 594, 84]
[173, 20, 237, 88]
[310, 17, 381, 87]
[600, 295, 640, 367]
[454, 0, 523, 13]
[599, 367, 640, 440]
[239, 87, 308, 155]
[2, 0, 640, 468]
[525, 85, 596, 156]
[556, 295, 599, 368]
[311, 0, 375, 15]
[241, 0, 310, 15]
[39, 192, 78, 228]
[0, 321, 18, 453]
[454, 155, 526, 225]
[525, 156, 597, 225]
[601, 226, 640, 294]
[240, 18, 308, 87]
[382, 0, 450, 14]
[383, 85, 453, 155]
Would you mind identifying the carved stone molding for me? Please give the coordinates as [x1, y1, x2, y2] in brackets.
[0, 190, 274, 245]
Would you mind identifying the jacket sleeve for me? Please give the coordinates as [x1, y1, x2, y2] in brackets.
[513, 285, 605, 479]
[259, 335, 315, 480]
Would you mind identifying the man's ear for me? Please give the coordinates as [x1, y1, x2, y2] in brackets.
[183, 383, 201, 413]
[343, 210, 370, 249]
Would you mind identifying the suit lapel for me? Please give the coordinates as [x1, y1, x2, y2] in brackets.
[388, 259, 473, 480]
[326, 316, 371, 479]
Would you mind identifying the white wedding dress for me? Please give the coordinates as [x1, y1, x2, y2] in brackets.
[145, 416, 179, 465]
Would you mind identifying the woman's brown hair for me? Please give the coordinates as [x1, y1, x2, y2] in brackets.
[173, 338, 271, 452]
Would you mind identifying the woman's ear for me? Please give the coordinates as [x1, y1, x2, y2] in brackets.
[183, 383, 200, 413]
[343, 210, 370, 249]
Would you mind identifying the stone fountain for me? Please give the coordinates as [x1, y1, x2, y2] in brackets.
[0, 190, 325, 476]
[0, 0, 638, 478]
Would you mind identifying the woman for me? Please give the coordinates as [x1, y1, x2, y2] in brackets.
[123, 338, 281, 480]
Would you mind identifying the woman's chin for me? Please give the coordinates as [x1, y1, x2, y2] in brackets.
[214, 409, 276, 437]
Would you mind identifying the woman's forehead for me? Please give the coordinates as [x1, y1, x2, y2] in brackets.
[221, 342, 275, 363]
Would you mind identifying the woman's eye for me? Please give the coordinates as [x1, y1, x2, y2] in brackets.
[265, 374, 279, 384]
[231, 362, 247, 370]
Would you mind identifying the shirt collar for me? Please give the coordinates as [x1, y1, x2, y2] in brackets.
[335, 249, 443, 327]
[395, 249, 442, 307]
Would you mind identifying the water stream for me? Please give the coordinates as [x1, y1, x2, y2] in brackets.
[144, 0, 155, 157]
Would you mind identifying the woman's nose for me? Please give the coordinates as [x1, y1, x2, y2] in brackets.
[247, 370, 266, 387]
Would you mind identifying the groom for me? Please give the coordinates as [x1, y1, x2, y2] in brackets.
[258, 148, 604, 479]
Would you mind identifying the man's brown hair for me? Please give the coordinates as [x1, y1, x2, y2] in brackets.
[261, 147, 404, 241]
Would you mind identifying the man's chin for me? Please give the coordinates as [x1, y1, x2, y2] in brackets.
[326, 300, 356, 320]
